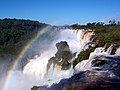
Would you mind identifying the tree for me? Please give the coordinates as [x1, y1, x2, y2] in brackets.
[109, 19, 116, 25]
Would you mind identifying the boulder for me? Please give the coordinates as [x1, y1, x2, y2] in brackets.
[56, 41, 70, 52]
[91, 59, 108, 67]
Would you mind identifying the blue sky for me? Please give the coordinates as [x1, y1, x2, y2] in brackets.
[0, 0, 120, 25]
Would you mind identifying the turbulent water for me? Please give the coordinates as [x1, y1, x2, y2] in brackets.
[1, 27, 120, 90]
[1, 28, 94, 90]
[23, 29, 93, 89]
[74, 45, 114, 73]
[47, 45, 120, 90]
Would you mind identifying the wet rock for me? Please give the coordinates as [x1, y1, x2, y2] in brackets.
[56, 41, 70, 52]
[110, 42, 120, 55]
[63, 70, 120, 90]
[61, 60, 71, 70]
[111, 64, 118, 69]
[47, 41, 73, 71]
[92, 59, 108, 67]
[55, 51, 73, 61]
[42, 56, 120, 90]
[47, 57, 57, 71]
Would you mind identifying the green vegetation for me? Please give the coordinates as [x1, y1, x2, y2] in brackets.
[71, 20, 120, 47]
[47, 41, 73, 71]
[31, 86, 39, 90]
[0, 18, 48, 56]
[0, 18, 47, 31]
[73, 47, 95, 67]
[92, 25, 120, 47]
[55, 51, 73, 61]
[0, 30, 32, 56]
[61, 60, 71, 70]
[55, 50, 72, 70]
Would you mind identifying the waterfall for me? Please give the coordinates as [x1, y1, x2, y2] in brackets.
[6, 28, 94, 90]
[23, 50, 54, 80]
[23, 29, 93, 80]
[79, 30, 93, 50]
[74, 60, 92, 73]
[89, 44, 114, 60]
[106, 44, 113, 54]
[74, 44, 117, 73]
[115, 46, 120, 55]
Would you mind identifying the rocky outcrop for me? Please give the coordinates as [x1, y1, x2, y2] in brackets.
[110, 42, 120, 55]
[40, 56, 120, 90]
[91, 59, 108, 67]
[64, 70, 120, 90]
[47, 41, 73, 71]
[56, 41, 70, 52]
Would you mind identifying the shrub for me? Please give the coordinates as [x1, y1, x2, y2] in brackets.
[62, 61, 71, 70]
[73, 47, 95, 67]
[55, 51, 73, 61]
[31, 86, 39, 90]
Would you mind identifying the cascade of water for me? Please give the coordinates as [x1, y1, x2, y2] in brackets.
[106, 44, 113, 55]
[74, 44, 115, 73]
[23, 51, 54, 80]
[5, 28, 94, 90]
[23, 29, 94, 79]
[74, 59, 92, 73]
[74, 48, 104, 73]
[115, 46, 120, 55]
[43, 64, 74, 87]
[79, 30, 93, 50]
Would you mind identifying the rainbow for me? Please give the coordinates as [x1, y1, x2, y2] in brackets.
[2, 26, 50, 90]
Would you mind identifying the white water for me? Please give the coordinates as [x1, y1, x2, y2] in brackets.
[89, 45, 114, 60]
[23, 29, 93, 85]
[74, 60, 92, 73]
[115, 46, 120, 55]
[23, 49, 55, 80]
[4, 29, 93, 90]
[43, 64, 74, 86]
[74, 45, 114, 73]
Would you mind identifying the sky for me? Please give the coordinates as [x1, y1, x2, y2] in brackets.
[0, 0, 120, 25]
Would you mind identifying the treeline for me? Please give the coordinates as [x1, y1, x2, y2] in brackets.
[0, 18, 48, 31]
[0, 18, 49, 56]
[71, 20, 120, 47]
